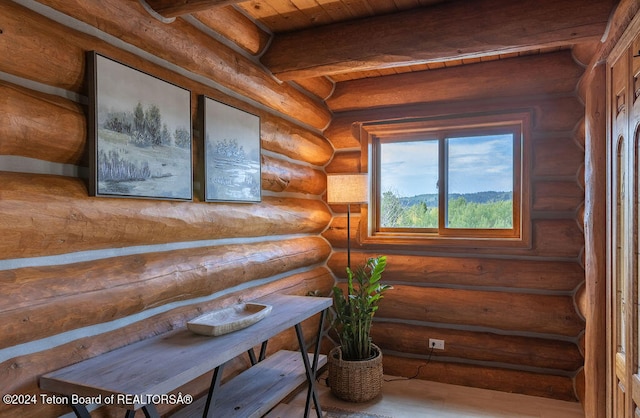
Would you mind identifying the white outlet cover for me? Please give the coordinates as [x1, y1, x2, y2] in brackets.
[429, 338, 445, 350]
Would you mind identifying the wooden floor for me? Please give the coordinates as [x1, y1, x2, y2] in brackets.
[268, 373, 585, 418]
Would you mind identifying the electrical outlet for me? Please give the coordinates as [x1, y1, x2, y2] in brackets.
[429, 338, 445, 350]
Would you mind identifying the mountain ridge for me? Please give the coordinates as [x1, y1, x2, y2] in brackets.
[398, 191, 512, 207]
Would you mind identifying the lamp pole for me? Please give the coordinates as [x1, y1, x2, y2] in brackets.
[346, 203, 351, 270]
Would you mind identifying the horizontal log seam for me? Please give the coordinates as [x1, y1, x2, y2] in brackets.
[334, 247, 582, 260]
[531, 211, 582, 220]
[374, 317, 580, 343]
[532, 174, 581, 181]
[329, 245, 581, 263]
[337, 279, 577, 296]
[328, 251, 585, 268]
[381, 349, 579, 377]
[532, 127, 583, 135]
[261, 149, 325, 170]
[0, 264, 327, 364]
[330, 147, 361, 154]
[261, 190, 326, 200]
[329, 245, 583, 259]
[0, 70, 84, 103]
[9, 0, 325, 135]
[0, 156, 83, 178]
[0, 233, 323, 271]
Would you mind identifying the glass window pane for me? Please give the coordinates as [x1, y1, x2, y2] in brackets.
[445, 134, 514, 229]
[380, 140, 438, 228]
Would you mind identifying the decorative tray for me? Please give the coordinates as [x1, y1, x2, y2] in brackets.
[187, 303, 272, 336]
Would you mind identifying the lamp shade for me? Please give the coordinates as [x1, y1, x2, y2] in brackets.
[326, 173, 368, 204]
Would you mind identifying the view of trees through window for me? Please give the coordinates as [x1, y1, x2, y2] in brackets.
[379, 133, 514, 230]
[381, 190, 513, 229]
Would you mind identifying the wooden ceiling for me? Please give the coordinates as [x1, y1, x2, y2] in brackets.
[144, 0, 616, 87]
[236, 0, 451, 32]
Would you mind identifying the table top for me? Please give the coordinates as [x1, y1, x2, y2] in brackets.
[40, 294, 332, 407]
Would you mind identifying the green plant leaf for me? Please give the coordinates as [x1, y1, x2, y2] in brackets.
[330, 256, 392, 360]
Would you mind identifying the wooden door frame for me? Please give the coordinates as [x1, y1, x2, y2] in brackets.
[606, 11, 640, 417]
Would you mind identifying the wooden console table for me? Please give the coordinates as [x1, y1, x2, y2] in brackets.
[40, 294, 332, 418]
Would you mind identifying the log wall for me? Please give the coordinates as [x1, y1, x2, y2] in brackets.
[0, 1, 333, 417]
[323, 50, 587, 402]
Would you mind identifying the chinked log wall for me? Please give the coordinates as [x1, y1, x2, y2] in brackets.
[0, 1, 334, 417]
[324, 50, 587, 402]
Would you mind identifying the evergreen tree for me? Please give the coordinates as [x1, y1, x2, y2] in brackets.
[145, 104, 162, 146]
[380, 191, 403, 227]
[174, 127, 191, 149]
[380, 192, 512, 230]
[161, 123, 171, 146]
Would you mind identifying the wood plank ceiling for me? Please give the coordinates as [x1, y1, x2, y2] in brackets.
[144, 0, 616, 97]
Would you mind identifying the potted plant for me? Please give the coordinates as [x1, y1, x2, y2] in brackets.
[328, 255, 392, 402]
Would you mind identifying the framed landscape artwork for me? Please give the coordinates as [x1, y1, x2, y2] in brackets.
[87, 51, 193, 200]
[200, 96, 261, 203]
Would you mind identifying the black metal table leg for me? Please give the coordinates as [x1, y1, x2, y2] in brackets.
[248, 348, 257, 366]
[203, 363, 225, 418]
[294, 308, 327, 418]
[141, 404, 161, 418]
[70, 403, 91, 418]
[247, 340, 269, 366]
[258, 340, 268, 362]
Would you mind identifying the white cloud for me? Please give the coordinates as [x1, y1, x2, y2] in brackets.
[381, 134, 513, 196]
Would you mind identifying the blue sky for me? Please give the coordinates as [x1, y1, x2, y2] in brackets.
[380, 134, 514, 197]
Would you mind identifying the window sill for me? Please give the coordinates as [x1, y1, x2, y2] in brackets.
[361, 232, 531, 249]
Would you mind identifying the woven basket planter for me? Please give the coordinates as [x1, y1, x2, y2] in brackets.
[328, 343, 383, 403]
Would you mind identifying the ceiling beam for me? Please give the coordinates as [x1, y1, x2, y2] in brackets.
[261, 0, 616, 80]
[143, 0, 243, 18]
[327, 51, 583, 112]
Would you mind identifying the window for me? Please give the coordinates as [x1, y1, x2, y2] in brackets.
[361, 112, 531, 248]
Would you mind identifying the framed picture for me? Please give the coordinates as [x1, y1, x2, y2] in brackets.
[200, 96, 261, 203]
[87, 51, 193, 200]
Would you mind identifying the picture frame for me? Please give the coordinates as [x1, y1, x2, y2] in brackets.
[87, 51, 193, 200]
[200, 96, 261, 203]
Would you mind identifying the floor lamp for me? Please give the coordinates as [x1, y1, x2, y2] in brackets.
[326, 173, 369, 269]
